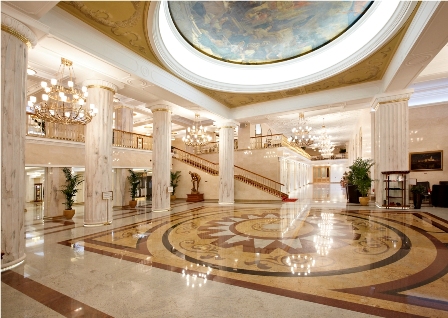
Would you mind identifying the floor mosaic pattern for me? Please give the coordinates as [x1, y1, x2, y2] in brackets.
[58, 205, 448, 317]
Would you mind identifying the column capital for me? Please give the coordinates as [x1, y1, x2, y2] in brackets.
[1, 13, 37, 48]
[83, 79, 118, 94]
[371, 89, 414, 110]
[148, 103, 172, 113]
[214, 119, 239, 129]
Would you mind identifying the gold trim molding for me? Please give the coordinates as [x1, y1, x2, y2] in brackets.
[377, 98, 410, 105]
[1, 24, 32, 48]
[86, 85, 116, 94]
[151, 108, 170, 112]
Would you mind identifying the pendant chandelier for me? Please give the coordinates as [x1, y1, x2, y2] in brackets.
[182, 114, 212, 147]
[27, 58, 98, 125]
[314, 120, 335, 158]
[287, 113, 315, 147]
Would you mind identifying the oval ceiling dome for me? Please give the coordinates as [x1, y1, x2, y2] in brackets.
[169, 1, 372, 65]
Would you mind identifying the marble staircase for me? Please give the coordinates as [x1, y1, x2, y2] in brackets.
[172, 147, 288, 199]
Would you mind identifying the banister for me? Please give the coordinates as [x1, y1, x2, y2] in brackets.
[172, 147, 219, 165]
[113, 129, 153, 139]
[234, 165, 284, 186]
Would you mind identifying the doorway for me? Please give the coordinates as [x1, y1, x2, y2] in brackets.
[313, 166, 330, 183]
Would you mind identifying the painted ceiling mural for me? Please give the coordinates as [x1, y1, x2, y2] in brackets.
[58, 1, 417, 108]
[169, 1, 372, 65]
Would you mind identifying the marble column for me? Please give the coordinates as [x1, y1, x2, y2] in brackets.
[372, 90, 412, 207]
[1, 13, 37, 270]
[218, 121, 238, 204]
[150, 104, 171, 212]
[44, 167, 66, 218]
[83, 79, 117, 226]
[113, 168, 130, 207]
[115, 105, 133, 132]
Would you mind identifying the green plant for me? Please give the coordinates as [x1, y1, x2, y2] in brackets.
[170, 171, 181, 195]
[411, 184, 427, 195]
[60, 167, 84, 210]
[348, 158, 374, 197]
[127, 169, 140, 200]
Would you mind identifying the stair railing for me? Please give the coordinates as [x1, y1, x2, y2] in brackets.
[172, 147, 219, 175]
[234, 165, 287, 198]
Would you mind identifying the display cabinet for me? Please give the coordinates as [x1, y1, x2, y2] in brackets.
[381, 171, 410, 209]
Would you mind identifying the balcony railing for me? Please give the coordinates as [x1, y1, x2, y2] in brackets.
[26, 113, 85, 142]
[249, 134, 311, 159]
[26, 113, 153, 150]
[112, 129, 153, 150]
[311, 153, 348, 160]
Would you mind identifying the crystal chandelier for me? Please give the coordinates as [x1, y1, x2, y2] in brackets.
[287, 113, 315, 147]
[27, 58, 98, 125]
[314, 120, 335, 158]
[182, 114, 212, 147]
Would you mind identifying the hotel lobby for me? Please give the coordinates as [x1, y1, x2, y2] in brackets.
[2, 1, 448, 317]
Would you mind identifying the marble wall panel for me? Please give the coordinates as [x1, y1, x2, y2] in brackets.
[408, 103, 448, 186]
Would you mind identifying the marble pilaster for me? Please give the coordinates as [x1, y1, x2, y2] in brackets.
[113, 168, 130, 207]
[83, 79, 117, 226]
[372, 90, 412, 207]
[150, 104, 171, 212]
[218, 121, 238, 204]
[114, 105, 133, 132]
[44, 167, 66, 218]
[279, 157, 287, 193]
[1, 13, 37, 270]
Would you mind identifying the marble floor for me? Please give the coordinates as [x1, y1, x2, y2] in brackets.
[2, 184, 448, 317]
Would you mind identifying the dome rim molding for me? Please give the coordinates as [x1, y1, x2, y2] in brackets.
[149, 1, 416, 94]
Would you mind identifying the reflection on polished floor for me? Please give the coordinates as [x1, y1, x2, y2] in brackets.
[2, 184, 448, 317]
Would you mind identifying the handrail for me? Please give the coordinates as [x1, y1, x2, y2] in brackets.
[26, 112, 85, 142]
[172, 147, 219, 175]
[280, 135, 311, 159]
[248, 134, 311, 159]
[234, 165, 284, 186]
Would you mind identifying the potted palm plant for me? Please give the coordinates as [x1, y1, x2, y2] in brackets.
[349, 158, 374, 206]
[127, 169, 140, 208]
[411, 184, 426, 209]
[60, 167, 84, 219]
[170, 171, 181, 201]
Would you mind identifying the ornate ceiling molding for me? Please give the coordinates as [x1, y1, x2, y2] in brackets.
[59, 1, 419, 109]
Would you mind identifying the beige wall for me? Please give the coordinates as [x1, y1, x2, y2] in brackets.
[25, 139, 152, 169]
[409, 103, 448, 187]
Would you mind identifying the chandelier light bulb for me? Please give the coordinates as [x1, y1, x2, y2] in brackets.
[74, 94, 79, 99]
[28, 100, 33, 107]
[45, 87, 51, 93]
[84, 92, 88, 97]
[79, 99, 84, 105]
[49, 110, 55, 115]
[82, 86, 87, 92]
[68, 81, 74, 87]
[30, 96, 37, 103]
[41, 81, 47, 88]
[65, 112, 70, 117]
[59, 91, 65, 98]
[42, 94, 48, 101]
[51, 78, 57, 85]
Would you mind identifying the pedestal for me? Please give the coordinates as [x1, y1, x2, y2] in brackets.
[186, 193, 204, 202]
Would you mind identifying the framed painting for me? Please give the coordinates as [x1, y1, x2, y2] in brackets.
[410, 151, 443, 171]
[137, 137, 143, 149]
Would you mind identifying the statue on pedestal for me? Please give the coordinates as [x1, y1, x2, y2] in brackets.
[189, 171, 201, 194]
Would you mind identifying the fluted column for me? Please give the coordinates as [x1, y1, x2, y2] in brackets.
[372, 90, 412, 207]
[218, 121, 238, 204]
[44, 167, 66, 218]
[115, 105, 133, 132]
[1, 13, 37, 270]
[83, 79, 117, 226]
[150, 104, 171, 212]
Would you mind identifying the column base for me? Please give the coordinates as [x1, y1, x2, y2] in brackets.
[84, 221, 112, 227]
[1, 254, 26, 272]
[152, 208, 171, 213]
[219, 201, 234, 205]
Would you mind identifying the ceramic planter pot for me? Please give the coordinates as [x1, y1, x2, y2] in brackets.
[170, 195, 176, 201]
[413, 193, 422, 209]
[359, 197, 370, 206]
[129, 200, 137, 208]
[63, 209, 75, 219]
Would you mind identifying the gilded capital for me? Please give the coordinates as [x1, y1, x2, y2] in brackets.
[1, 13, 37, 48]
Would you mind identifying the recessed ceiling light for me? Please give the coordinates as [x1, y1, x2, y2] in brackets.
[27, 68, 37, 76]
